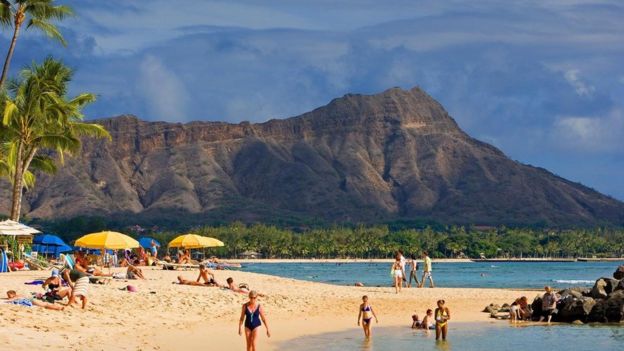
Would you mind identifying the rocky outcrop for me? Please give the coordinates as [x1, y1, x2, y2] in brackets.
[1, 87, 624, 225]
[613, 265, 624, 280]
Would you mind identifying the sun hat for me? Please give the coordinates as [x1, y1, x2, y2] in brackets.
[51, 269, 59, 277]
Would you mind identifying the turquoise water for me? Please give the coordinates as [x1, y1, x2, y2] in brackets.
[280, 323, 624, 350]
[243, 261, 624, 289]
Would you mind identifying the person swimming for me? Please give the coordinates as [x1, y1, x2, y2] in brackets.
[357, 295, 378, 338]
[239, 291, 270, 351]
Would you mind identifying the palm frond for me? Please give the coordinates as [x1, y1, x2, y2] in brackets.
[29, 154, 56, 174]
[26, 17, 66, 45]
[70, 122, 111, 140]
[0, 0, 12, 28]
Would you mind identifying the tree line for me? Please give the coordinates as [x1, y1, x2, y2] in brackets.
[127, 223, 624, 259]
[0, 1, 109, 222]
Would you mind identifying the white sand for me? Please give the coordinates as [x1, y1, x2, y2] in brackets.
[0, 267, 537, 350]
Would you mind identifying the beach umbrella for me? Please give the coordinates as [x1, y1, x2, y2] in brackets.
[32, 242, 73, 256]
[138, 237, 161, 249]
[168, 234, 224, 249]
[0, 220, 40, 236]
[74, 231, 139, 250]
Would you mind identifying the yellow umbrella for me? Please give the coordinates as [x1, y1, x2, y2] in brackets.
[168, 234, 224, 249]
[75, 231, 140, 250]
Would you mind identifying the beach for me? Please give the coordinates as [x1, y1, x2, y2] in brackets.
[0, 267, 537, 350]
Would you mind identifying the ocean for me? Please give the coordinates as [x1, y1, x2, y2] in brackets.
[280, 323, 624, 350]
[242, 261, 624, 289]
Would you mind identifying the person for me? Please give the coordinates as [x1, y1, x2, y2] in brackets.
[150, 239, 160, 258]
[510, 299, 521, 322]
[176, 264, 219, 286]
[74, 251, 111, 277]
[518, 296, 531, 320]
[412, 309, 434, 329]
[5, 290, 64, 311]
[238, 290, 270, 351]
[397, 250, 407, 286]
[357, 295, 378, 338]
[538, 286, 559, 323]
[419, 251, 435, 288]
[226, 277, 265, 296]
[61, 268, 89, 309]
[178, 250, 191, 264]
[435, 300, 450, 341]
[42, 269, 71, 301]
[127, 265, 146, 280]
[391, 258, 403, 294]
[407, 254, 419, 288]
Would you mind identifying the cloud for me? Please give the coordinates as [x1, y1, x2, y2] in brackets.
[137, 56, 190, 121]
[553, 108, 624, 152]
[563, 69, 595, 97]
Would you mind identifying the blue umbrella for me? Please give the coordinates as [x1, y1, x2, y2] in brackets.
[33, 234, 68, 246]
[138, 237, 160, 250]
[32, 234, 72, 257]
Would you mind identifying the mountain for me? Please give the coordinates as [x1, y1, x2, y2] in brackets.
[1, 87, 623, 226]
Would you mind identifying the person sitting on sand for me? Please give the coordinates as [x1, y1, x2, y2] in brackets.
[127, 265, 146, 280]
[239, 290, 270, 351]
[176, 264, 219, 286]
[178, 250, 191, 264]
[74, 251, 111, 277]
[61, 268, 89, 309]
[518, 296, 531, 320]
[412, 309, 435, 329]
[391, 258, 403, 294]
[538, 286, 559, 323]
[42, 269, 71, 301]
[358, 295, 378, 338]
[4, 290, 64, 311]
[435, 300, 450, 341]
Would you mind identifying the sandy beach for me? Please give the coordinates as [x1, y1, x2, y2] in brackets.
[0, 267, 538, 350]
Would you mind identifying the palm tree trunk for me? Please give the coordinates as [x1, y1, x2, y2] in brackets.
[10, 140, 24, 221]
[0, 8, 24, 89]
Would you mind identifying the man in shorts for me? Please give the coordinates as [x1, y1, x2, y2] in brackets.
[419, 251, 434, 288]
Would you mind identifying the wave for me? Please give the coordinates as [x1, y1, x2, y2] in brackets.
[552, 279, 594, 284]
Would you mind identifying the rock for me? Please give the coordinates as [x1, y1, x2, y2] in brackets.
[531, 297, 543, 321]
[590, 278, 619, 299]
[605, 290, 624, 322]
[558, 296, 595, 322]
[616, 280, 624, 292]
[588, 300, 608, 323]
[560, 289, 584, 300]
[501, 303, 510, 308]
[571, 320, 584, 325]
[483, 304, 500, 314]
[614, 265, 624, 280]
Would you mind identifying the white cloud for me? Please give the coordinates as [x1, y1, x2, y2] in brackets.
[563, 69, 595, 96]
[137, 56, 190, 121]
[553, 108, 624, 152]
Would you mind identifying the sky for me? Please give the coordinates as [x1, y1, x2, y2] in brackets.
[4, 0, 624, 200]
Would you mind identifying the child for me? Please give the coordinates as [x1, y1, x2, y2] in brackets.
[357, 295, 378, 338]
[239, 291, 270, 351]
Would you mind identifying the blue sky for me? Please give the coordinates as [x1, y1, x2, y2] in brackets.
[4, 0, 624, 200]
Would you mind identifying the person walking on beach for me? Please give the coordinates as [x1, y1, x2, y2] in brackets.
[435, 299, 450, 341]
[538, 286, 558, 323]
[420, 251, 434, 288]
[239, 290, 270, 351]
[357, 295, 378, 338]
[397, 250, 407, 286]
[407, 254, 419, 288]
[391, 258, 404, 293]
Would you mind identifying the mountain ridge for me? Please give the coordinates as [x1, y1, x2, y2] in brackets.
[1, 86, 622, 226]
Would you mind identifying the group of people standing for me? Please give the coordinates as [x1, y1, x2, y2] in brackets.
[391, 250, 434, 293]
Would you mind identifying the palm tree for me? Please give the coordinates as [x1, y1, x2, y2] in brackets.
[1, 57, 110, 221]
[0, 0, 73, 89]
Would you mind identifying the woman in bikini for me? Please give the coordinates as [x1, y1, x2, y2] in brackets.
[357, 295, 378, 338]
[435, 299, 451, 341]
[238, 290, 270, 351]
[391, 259, 403, 294]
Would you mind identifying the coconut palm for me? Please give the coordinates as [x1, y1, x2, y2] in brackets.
[0, 0, 73, 89]
[1, 57, 110, 221]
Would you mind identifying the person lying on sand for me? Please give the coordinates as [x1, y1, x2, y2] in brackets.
[127, 265, 145, 280]
[226, 277, 265, 296]
[4, 290, 64, 311]
[176, 264, 220, 286]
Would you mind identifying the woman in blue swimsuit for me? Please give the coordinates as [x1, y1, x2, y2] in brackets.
[239, 290, 270, 351]
[357, 295, 378, 338]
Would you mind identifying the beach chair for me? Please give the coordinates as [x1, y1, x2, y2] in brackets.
[59, 253, 75, 269]
[22, 253, 51, 270]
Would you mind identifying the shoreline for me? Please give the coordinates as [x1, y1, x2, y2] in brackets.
[230, 258, 624, 264]
[1, 267, 539, 350]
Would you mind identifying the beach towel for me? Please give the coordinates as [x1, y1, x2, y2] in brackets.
[73, 276, 89, 297]
[24, 280, 45, 285]
[6, 298, 33, 307]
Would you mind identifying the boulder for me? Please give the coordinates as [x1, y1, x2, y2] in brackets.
[558, 296, 596, 322]
[616, 280, 624, 292]
[531, 297, 543, 321]
[560, 289, 584, 300]
[483, 304, 500, 314]
[591, 278, 619, 299]
[588, 300, 608, 323]
[613, 265, 624, 280]
[605, 290, 624, 322]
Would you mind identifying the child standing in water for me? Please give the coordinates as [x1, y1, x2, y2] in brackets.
[239, 291, 270, 351]
[357, 295, 378, 338]
[435, 299, 451, 341]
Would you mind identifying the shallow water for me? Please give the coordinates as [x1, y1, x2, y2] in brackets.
[280, 323, 624, 350]
[243, 261, 624, 289]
